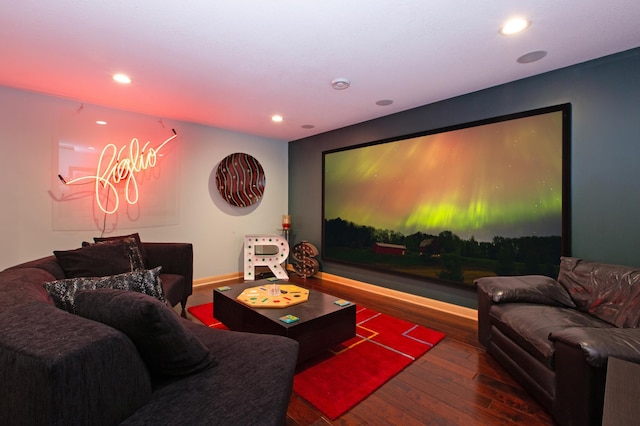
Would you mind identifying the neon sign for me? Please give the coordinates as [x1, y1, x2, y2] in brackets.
[60, 133, 177, 214]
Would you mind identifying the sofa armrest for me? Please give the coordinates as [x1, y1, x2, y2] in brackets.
[550, 327, 640, 368]
[553, 339, 608, 426]
[0, 302, 152, 425]
[476, 282, 493, 347]
[550, 327, 640, 425]
[475, 275, 576, 307]
[143, 242, 193, 307]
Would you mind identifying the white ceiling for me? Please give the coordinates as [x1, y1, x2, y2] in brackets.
[1, 1, 639, 141]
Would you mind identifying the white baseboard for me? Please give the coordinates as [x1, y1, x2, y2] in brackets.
[316, 271, 477, 321]
[193, 272, 242, 287]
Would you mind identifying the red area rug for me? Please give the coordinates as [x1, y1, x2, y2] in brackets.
[187, 302, 228, 329]
[188, 303, 445, 420]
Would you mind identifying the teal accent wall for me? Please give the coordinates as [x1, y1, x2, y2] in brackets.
[288, 47, 640, 308]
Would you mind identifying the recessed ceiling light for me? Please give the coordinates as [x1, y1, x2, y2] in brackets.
[376, 99, 393, 106]
[499, 18, 530, 35]
[113, 73, 131, 84]
[96, 120, 108, 125]
[271, 115, 284, 123]
[331, 78, 350, 90]
[517, 50, 547, 64]
[301, 124, 315, 129]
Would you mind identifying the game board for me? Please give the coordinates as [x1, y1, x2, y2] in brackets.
[235, 284, 309, 308]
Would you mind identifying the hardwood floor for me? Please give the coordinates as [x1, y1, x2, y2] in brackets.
[182, 276, 554, 426]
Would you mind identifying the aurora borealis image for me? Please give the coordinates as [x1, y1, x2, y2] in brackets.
[324, 111, 565, 243]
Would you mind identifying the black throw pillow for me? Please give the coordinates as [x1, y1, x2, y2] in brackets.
[54, 237, 144, 278]
[74, 289, 215, 376]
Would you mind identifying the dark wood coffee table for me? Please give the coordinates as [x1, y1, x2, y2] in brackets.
[213, 280, 356, 364]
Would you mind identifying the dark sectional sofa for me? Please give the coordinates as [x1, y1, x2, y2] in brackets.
[477, 256, 640, 426]
[0, 241, 298, 425]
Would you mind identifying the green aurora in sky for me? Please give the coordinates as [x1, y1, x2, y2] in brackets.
[324, 112, 564, 242]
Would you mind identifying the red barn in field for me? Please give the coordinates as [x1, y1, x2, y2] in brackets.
[372, 242, 407, 255]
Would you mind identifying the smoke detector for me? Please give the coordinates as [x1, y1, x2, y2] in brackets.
[331, 78, 351, 90]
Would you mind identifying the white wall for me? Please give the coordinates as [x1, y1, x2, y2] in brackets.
[0, 85, 289, 279]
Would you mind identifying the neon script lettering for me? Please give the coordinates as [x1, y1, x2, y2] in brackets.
[64, 134, 177, 214]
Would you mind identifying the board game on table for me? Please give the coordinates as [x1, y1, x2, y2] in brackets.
[235, 283, 309, 308]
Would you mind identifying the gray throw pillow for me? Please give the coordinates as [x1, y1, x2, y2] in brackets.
[74, 289, 215, 376]
[43, 267, 165, 313]
[93, 232, 148, 269]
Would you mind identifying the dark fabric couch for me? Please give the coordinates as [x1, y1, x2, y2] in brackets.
[0, 243, 298, 426]
[476, 256, 640, 426]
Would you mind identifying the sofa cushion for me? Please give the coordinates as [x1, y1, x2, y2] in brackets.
[94, 232, 148, 268]
[43, 267, 165, 313]
[74, 289, 215, 377]
[490, 303, 613, 369]
[558, 256, 640, 327]
[54, 237, 145, 278]
[120, 323, 298, 426]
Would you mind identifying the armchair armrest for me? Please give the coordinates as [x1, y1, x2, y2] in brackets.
[550, 327, 640, 368]
[475, 275, 576, 308]
[476, 275, 576, 347]
[143, 243, 193, 307]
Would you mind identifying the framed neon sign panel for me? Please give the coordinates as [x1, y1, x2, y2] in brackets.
[51, 109, 180, 231]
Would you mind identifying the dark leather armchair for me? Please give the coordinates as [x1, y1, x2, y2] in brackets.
[476, 257, 640, 426]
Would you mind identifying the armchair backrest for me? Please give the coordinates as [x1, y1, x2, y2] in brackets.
[558, 256, 640, 327]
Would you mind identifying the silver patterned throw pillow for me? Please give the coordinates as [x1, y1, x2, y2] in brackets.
[43, 266, 164, 313]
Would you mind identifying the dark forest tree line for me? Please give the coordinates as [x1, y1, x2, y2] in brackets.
[325, 217, 562, 278]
